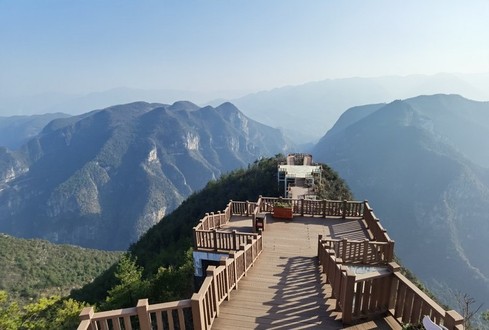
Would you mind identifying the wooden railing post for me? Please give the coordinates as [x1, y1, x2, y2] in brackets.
[247, 238, 254, 264]
[318, 234, 323, 257]
[191, 293, 205, 330]
[341, 238, 348, 261]
[387, 240, 395, 262]
[220, 257, 230, 301]
[213, 229, 218, 252]
[300, 199, 304, 216]
[136, 299, 151, 329]
[204, 213, 210, 230]
[229, 251, 238, 290]
[193, 227, 199, 249]
[340, 268, 356, 324]
[342, 200, 347, 218]
[444, 310, 464, 330]
[388, 262, 401, 310]
[240, 244, 247, 276]
[207, 266, 219, 318]
[332, 257, 343, 300]
[232, 230, 237, 250]
[78, 306, 94, 330]
[363, 239, 369, 263]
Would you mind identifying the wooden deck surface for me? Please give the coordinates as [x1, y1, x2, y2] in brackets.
[213, 216, 399, 329]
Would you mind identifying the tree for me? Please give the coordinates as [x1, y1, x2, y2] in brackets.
[21, 296, 60, 330]
[148, 248, 194, 302]
[101, 254, 149, 310]
[0, 290, 86, 330]
[0, 291, 22, 330]
[454, 291, 483, 329]
[52, 298, 87, 329]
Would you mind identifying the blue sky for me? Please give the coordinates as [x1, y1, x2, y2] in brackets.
[1, 0, 488, 97]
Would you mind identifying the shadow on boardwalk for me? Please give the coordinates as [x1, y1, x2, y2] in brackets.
[254, 256, 342, 329]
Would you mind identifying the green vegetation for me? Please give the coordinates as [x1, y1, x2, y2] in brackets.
[0, 234, 122, 300]
[316, 163, 353, 200]
[273, 200, 292, 208]
[0, 290, 85, 330]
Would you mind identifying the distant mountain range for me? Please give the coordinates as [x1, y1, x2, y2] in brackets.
[0, 113, 70, 149]
[2, 73, 488, 145]
[0, 101, 292, 250]
[314, 94, 489, 308]
[232, 73, 489, 141]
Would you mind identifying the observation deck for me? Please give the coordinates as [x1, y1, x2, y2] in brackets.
[78, 197, 464, 330]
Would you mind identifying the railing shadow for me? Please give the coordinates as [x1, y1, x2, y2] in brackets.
[254, 256, 343, 329]
[327, 219, 370, 240]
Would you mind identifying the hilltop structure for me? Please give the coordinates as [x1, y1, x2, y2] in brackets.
[278, 153, 322, 199]
[77, 155, 464, 330]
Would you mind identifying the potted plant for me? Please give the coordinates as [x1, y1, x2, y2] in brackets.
[273, 199, 293, 219]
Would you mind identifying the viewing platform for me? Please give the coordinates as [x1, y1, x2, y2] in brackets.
[210, 214, 396, 329]
[78, 197, 464, 330]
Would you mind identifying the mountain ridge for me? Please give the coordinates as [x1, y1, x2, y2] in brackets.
[0, 101, 292, 250]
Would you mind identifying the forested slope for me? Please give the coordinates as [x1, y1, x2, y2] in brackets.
[0, 234, 122, 301]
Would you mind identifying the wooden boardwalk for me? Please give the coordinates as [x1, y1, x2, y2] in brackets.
[213, 216, 398, 329]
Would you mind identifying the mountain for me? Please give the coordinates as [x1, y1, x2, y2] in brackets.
[313, 94, 489, 308]
[0, 233, 121, 301]
[232, 73, 489, 141]
[0, 101, 292, 250]
[0, 113, 71, 149]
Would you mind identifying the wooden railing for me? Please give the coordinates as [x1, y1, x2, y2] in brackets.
[317, 239, 464, 329]
[194, 200, 255, 232]
[193, 198, 394, 255]
[363, 201, 393, 243]
[194, 230, 259, 251]
[78, 299, 192, 330]
[319, 236, 394, 264]
[258, 196, 364, 218]
[78, 235, 263, 330]
[389, 265, 464, 329]
[194, 209, 230, 231]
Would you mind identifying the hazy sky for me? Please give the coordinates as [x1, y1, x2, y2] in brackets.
[1, 0, 488, 97]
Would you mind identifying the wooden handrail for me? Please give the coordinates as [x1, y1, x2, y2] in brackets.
[78, 234, 263, 330]
[194, 229, 258, 252]
[320, 237, 393, 264]
[190, 236, 263, 330]
[317, 237, 464, 329]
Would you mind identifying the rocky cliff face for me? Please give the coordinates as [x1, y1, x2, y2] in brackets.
[313, 94, 489, 308]
[0, 101, 292, 250]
